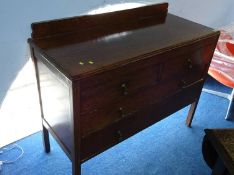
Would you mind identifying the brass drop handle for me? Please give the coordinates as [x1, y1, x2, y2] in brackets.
[187, 59, 193, 69]
[119, 107, 125, 118]
[181, 79, 186, 84]
[121, 83, 128, 95]
[117, 130, 123, 141]
[180, 79, 187, 88]
[119, 107, 136, 118]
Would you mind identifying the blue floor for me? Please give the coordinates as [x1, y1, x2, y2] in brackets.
[0, 77, 233, 175]
[203, 76, 232, 94]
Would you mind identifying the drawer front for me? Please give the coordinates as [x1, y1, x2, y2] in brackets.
[80, 62, 162, 113]
[80, 79, 204, 162]
[162, 43, 215, 86]
[81, 79, 182, 136]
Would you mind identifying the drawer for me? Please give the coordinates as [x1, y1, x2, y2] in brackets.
[80, 78, 183, 136]
[80, 61, 162, 114]
[80, 79, 204, 161]
[162, 43, 214, 85]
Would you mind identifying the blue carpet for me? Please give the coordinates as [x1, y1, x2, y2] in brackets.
[1, 78, 234, 175]
[203, 76, 232, 94]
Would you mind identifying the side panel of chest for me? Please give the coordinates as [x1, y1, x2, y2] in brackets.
[33, 49, 73, 156]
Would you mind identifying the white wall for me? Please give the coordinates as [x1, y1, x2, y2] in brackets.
[167, 0, 234, 28]
[0, 0, 234, 113]
[0, 0, 106, 102]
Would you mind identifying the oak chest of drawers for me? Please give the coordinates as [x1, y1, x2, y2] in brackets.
[28, 3, 219, 175]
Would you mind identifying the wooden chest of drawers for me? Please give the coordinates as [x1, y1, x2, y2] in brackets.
[28, 3, 219, 175]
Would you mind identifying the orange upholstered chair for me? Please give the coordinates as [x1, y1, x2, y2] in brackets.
[205, 29, 234, 120]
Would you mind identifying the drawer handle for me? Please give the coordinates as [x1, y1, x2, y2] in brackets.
[180, 79, 187, 88]
[187, 59, 193, 70]
[119, 107, 136, 118]
[119, 107, 125, 118]
[121, 83, 128, 95]
[117, 130, 123, 141]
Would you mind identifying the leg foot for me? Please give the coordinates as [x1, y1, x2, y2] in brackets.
[186, 100, 199, 127]
[42, 125, 50, 153]
[72, 161, 81, 175]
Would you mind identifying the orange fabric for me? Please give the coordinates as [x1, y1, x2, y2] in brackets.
[208, 30, 234, 88]
[209, 68, 234, 88]
[226, 42, 234, 55]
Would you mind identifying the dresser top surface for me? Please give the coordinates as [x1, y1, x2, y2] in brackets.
[29, 4, 218, 80]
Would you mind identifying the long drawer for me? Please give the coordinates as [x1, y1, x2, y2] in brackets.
[80, 79, 204, 161]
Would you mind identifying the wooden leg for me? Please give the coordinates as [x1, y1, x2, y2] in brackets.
[72, 137, 81, 175]
[72, 138, 81, 175]
[42, 125, 50, 153]
[186, 100, 199, 127]
[72, 162, 81, 175]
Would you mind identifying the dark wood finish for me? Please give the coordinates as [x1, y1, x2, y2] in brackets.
[186, 100, 199, 127]
[28, 3, 219, 175]
[71, 81, 81, 175]
[31, 3, 168, 39]
[30, 44, 51, 153]
[42, 125, 50, 153]
[203, 129, 234, 175]
[81, 79, 204, 161]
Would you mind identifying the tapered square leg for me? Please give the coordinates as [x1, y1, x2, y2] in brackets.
[42, 125, 50, 153]
[72, 163, 81, 175]
[72, 144, 81, 175]
[186, 100, 199, 127]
